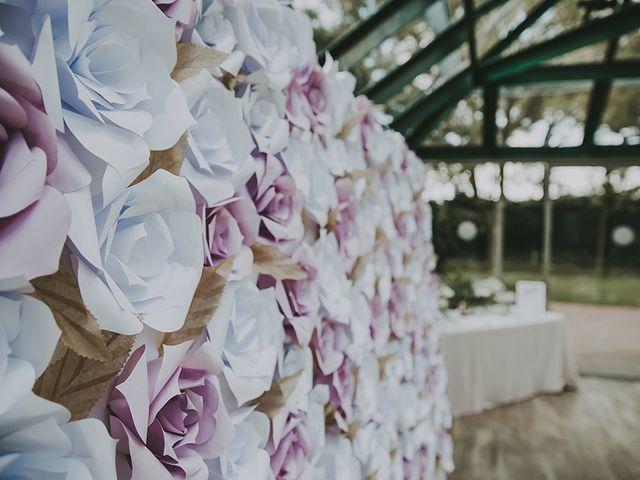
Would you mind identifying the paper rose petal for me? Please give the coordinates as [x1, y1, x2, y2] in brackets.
[0, 293, 60, 415]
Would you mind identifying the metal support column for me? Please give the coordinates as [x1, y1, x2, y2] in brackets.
[542, 163, 553, 286]
[491, 163, 505, 278]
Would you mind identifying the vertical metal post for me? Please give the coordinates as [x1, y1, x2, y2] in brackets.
[542, 163, 553, 287]
[492, 163, 505, 278]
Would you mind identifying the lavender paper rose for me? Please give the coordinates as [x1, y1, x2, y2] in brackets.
[201, 204, 245, 267]
[230, 153, 303, 254]
[267, 411, 314, 479]
[0, 43, 89, 284]
[105, 340, 233, 480]
[286, 65, 330, 135]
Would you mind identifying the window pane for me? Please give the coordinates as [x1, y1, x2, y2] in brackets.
[595, 80, 640, 146]
[498, 82, 591, 147]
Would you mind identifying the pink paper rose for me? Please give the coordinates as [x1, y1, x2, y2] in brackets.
[105, 341, 233, 479]
[0, 43, 89, 284]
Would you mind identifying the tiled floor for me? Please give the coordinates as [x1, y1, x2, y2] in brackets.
[449, 377, 640, 480]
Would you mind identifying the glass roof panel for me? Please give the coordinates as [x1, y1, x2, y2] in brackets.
[616, 28, 640, 60]
[503, 0, 585, 56]
[424, 89, 484, 146]
[293, 0, 387, 51]
[385, 43, 471, 117]
[595, 80, 640, 146]
[446, 0, 466, 21]
[352, 16, 439, 91]
[475, 0, 539, 58]
[497, 82, 592, 147]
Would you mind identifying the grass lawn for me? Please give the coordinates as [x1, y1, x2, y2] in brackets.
[443, 261, 640, 307]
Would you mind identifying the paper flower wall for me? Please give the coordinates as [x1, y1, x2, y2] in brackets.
[0, 0, 453, 479]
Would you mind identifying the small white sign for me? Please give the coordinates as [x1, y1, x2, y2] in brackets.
[515, 280, 547, 314]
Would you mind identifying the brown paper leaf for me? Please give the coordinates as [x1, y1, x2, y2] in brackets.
[33, 332, 135, 420]
[251, 370, 304, 419]
[336, 110, 367, 139]
[346, 420, 361, 441]
[133, 133, 188, 184]
[31, 263, 111, 362]
[163, 257, 234, 346]
[172, 44, 229, 83]
[377, 353, 395, 380]
[251, 243, 308, 281]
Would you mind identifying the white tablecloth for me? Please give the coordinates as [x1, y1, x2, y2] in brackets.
[442, 310, 578, 417]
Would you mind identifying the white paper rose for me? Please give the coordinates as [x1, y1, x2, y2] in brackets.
[180, 70, 254, 207]
[318, 433, 362, 480]
[246, 83, 290, 156]
[284, 133, 338, 228]
[0, 0, 194, 208]
[208, 279, 284, 406]
[75, 170, 203, 334]
[313, 232, 352, 325]
[207, 409, 272, 480]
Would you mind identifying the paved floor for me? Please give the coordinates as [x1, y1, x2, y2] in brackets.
[449, 377, 640, 480]
[551, 302, 640, 378]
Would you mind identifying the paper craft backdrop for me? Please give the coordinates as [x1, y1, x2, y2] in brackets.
[0, 0, 453, 478]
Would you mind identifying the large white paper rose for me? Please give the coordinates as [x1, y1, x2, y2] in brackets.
[208, 279, 284, 406]
[75, 170, 203, 334]
[180, 70, 254, 207]
[0, 0, 194, 209]
[0, 390, 117, 480]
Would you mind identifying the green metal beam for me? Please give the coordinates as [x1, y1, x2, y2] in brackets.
[363, 0, 508, 103]
[583, 39, 619, 147]
[481, 5, 640, 83]
[324, 0, 436, 70]
[416, 145, 640, 165]
[483, 85, 498, 148]
[497, 61, 640, 85]
[464, 0, 478, 68]
[483, 0, 560, 59]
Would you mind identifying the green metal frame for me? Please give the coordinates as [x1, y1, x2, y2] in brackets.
[413, 145, 640, 166]
[325, 0, 640, 164]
